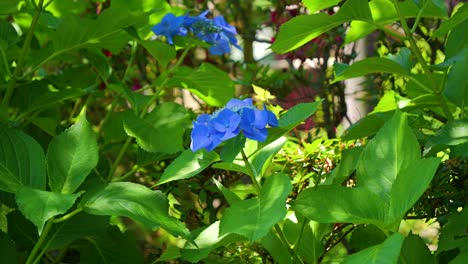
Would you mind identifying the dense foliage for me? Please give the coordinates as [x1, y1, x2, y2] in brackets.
[0, 0, 466, 263]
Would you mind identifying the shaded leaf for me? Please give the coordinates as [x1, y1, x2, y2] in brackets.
[0, 125, 46, 193]
[433, 4, 468, 37]
[47, 109, 98, 194]
[356, 111, 420, 202]
[140, 40, 176, 67]
[123, 103, 190, 154]
[399, 234, 436, 264]
[333, 57, 410, 83]
[323, 147, 363, 185]
[0, 232, 16, 264]
[261, 231, 293, 264]
[81, 182, 191, 239]
[16, 186, 81, 234]
[350, 225, 387, 252]
[220, 135, 246, 163]
[219, 173, 292, 241]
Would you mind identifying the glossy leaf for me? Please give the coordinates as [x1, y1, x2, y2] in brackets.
[333, 57, 410, 83]
[344, 233, 404, 264]
[251, 136, 287, 179]
[16, 186, 81, 234]
[219, 173, 292, 241]
[47, 109, 98, 194]
[278, 101, 322, 129]
[0, 125, 46, 193]
[356, 111, 420, 202]
[123, 103, 190, 154]
[157, 149, 219, 185]
[292, 186, 387, 225]
[426, 119, 468, 148]
[81, 182, 191, 239]
[181, 63, 235, 107]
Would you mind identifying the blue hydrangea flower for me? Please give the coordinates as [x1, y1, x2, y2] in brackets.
[190, 98, 278, 152]
[152, 11, 240, 55]
[151, 13, 188, 44]
[190, 114, 222, 152]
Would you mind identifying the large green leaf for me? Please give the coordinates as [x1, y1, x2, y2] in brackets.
[333, 57, 410, 83]
[271, 0, 372, 53]
[0, 0, 19, 15]
[387, 158, 440, 225]
[80, 226, 144, 264]
[219, 173, 292, 241]
[0, 125, 46, 193]
[356, 111, 420, 202]
[123, 103, 190, 154]
[443, 47, 468, 108]
[251, 136, 287, 179]
[81, 182, 191, 239]
[399, 234, 436, 264]
[292, 186, 387, 225]
[52, 8, 145, 54]
[323, 146, 363, 185]
[16, 186, 81, 234]
[343, 232, 404, 264]
[349, 225, 387, 252]
[180, 63, 235, 107]
[47, 110, 98, 194]
[261, 231, 293, 264]
[157, 149, 219, 185]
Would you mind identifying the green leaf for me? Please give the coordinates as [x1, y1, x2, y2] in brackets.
[270, 14, 343, 54]
[292, 186, 387, 225]
[251, 136, 287, 179]
[399, 234, 436, 264]
[324, 147, 364, 185]
[220, 135, 246, 163]
[213, 179, 242, 205]
[80, 226, 144, 264]
[261, 231, 293, 264]
[157, 149, 219, 185]
[278, 101, 322, 128]
[181, 221, 243, 262]
[181, 63, 235, 107]
[437, 209, 468, 253]
[0, 0, 19, 15]
[356, 111, 420, 202]
[219, 173, 292, 241]
[344, 233, 404, 264]
[433, 4, 468, 37]
[283, 218, 326, 263]
[271, 0, 372, 53]
[47, 213, 109, 249]
[302, 0, 341, 13]
[47, 109, 98, 194]
[342, 111, 394, 140]
[53, 8, 145, 54]
[0, 125, 46, 193]
[211, 162, 250, 176]
[0, 203, 14, 233]
[123, 103, 190, 154]
[16, 186, 81, 234]
[350, 225, 387, 252]
[386, 47, 412, 72]
[140, 40, 176, 68]
[333, 57, 410, 83]
[81, 182, 191, 239]
[427, 119, 468, 147]
[443, 48, 468, 108]
[387, 158, 439, 225]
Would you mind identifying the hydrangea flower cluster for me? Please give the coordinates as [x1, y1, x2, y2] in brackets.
[152, 11, 241, 55]
[190, 98, 279, 152]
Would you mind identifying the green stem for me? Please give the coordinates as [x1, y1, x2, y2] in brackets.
[122, 41, 138, 82]
[292, 219, 307, 264]
[25, 218, 54, 264]
[392, 0, 453, 121]
[0, 45, 11, 77]
[240, 149, 261, 192]
[2, 0, 44, 110]
[410, 1, 429, 33]
[106, 47, 191, 181]
[53, 208, 83, 223]
[112, 165, 139, 182]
